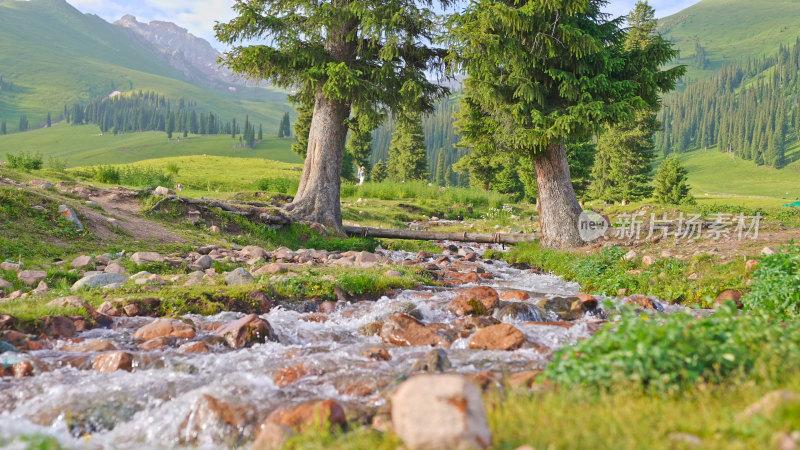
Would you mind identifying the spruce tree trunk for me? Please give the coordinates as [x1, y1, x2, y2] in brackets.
[534, 140, 585, 249]
[285, 92, 351, 229]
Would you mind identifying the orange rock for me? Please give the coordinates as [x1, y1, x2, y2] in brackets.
[179, 341, 209, 354]
[92, 351, 133, 372]
[380, 313, 451, 348]
[12, 361, 34, 378]
[576, 293, 598, 309]
[448, 287, 500, 316]
[500, 290, 531, 301]
[468, 324, 525, 351]
[625, 295, 658, 310]
[215, 314, 275, 348]
[714, 289, 743, 309]
[274, 364, 308, 387]
[133, 319, 196, 341]
[138, 336, 172, 350]
[260, 400, 346, 432]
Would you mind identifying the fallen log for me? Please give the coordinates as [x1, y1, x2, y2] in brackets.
[343, 226, 539, 244]
[147, 195, 292, 227]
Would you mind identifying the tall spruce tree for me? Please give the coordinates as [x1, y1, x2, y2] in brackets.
[388, 109, 429, 181]
[435, 150, 447, 186]
[345, 111, 377, 173]
[216, 0, 449, 229]
[46, 113, 51, 128]
[371, 160, 388, 182]
[448, 0, 684, 248]
[1, 120, 6, 135]
[258, 124, 263, 140]
[291, 98, 314, 158]
[589, 1, 675, 203]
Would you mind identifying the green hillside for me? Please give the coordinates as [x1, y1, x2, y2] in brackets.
[0, 123, 301, 167]
[659, 0, 800, 80]
[0, 0, 290, 131]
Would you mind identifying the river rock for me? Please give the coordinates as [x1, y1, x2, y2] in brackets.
[179, 341, 209, 354]
[363, 347, 392, 361]
[12, 360, 34, 378]
[18, 270, 47, 286]
[454, 316, 500, 332]
[194, 255, 213, 270]
[254, 263, 288, 276]
[624, 294, 661, 310]
[380, 313, 451, 348]
[133, 319, 196, 341]
[130, 252, 164, 265]
[714, 289, 743, 309]
[62, 339, 118, 353]
[761, 246, 778, 256]
[138, 337, 173, 350]
[225, 268, 254, 286]
[493, 302, 543, 322]
[536, 296, 587, 320]
[215, 314, 275, 348]
[272, 247, 296, 262]
[47, 296, 91, 310]
[500, 290, 530, 301]
[179, 394, 253, 445]
[71, 255, 93, 269]
[274, 363, 308, 387]
[391, 374, 491, 449]
[448, 287, 500, 316]
[468, 324, 525, 351]
[40, 316, 77, 338]
[411, 348, 452, 372]
[92, 351, 133, 372]
[71, 273, 128, 291]
[260, 399, 346, 433]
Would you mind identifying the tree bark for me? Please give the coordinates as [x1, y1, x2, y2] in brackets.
[285, 92, 351, 229]
[534, 140, 585, 249]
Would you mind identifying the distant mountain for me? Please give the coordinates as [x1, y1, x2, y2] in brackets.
[659, 0, 800, 80]
[0, 0, 288, 131]
[114, 14, 242, 89]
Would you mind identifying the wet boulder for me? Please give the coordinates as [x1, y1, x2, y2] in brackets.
[447, 287, 500, 316]
[454, 316, 500, 332]
[215, 314, 275, 348]
[500, 290, 531, 301]
[178, 341, 209, 354]
[92, 351, 133, 372]
[392, 374, 491, 449]
[410, 348, 452, 373]
[253, 400, 346, 449]
[380, 313, 452, 348]
[133, 319, 196, 341]
[537, 296, 593, 320]
[468, 324, 525, 351]
[493, 302, 543, 322]
[39, 316, 77, 338]
[179, 394, 255, 446]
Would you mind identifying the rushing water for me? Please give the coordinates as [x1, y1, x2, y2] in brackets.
[0, 250, 658, 449]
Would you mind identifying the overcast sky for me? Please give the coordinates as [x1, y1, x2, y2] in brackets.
[67, 0, 702, 49]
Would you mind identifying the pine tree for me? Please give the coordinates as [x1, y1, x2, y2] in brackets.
[216, 0, 449, 228]
[449, 0, 684, 248]
[291, 98, 314, 158]
[371, 161, 388, 182]
[18, 115, 28, 132]
[46, 112, 51, 128]
[388, 109, 428, 181]
[1, 120, 6, 135]
[258, 124, 263, 141]
[435, 150, 447, 186]
[346, 112, 377, 173]
[653, 156, 694, 205]
[166, 112, 175, 139]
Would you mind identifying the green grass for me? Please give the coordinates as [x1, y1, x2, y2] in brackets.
[497, 243, 749, 306]
[1, 124, 300, 168]
[659, 0, 800, 80]
[0, 0, 291, 130]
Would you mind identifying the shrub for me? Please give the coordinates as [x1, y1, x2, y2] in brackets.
[94, 165, 121, 184]
[119, 166, 173, 188]
[744, 242, 800, 317]
[6, 151, 43, 171]
[165, 162, 181, 175]
[255, 177, 298, 194]
[543, 305, 800, 391]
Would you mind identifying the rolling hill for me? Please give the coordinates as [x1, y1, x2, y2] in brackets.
[0, 0, 290, 132]
[659, 0, 800, 80]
